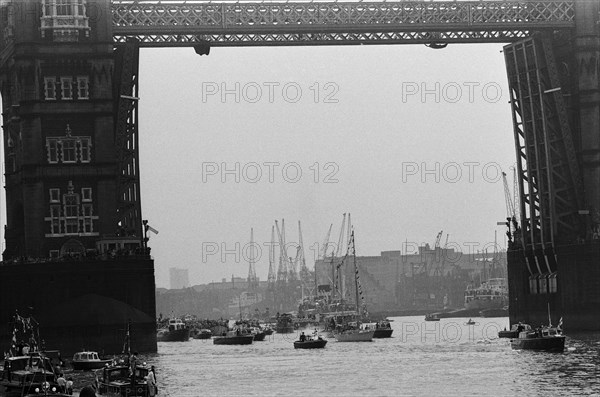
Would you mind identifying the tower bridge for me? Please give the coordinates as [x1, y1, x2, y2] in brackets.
[110, 1, 575, 46]
[0, 0, 598, 352]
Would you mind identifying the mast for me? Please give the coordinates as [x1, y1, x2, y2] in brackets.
[352, 231, 360, 315]
[346, 213, 352, 251]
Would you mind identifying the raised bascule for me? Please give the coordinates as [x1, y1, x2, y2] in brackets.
[0, 0, 598, 351]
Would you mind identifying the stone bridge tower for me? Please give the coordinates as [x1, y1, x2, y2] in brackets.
[0, 0, 154, 354]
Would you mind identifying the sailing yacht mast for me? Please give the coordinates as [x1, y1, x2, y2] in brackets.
[352, 232, 360, 315]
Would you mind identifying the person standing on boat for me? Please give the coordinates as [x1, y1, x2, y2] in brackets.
[129, 352, 138, 376]
[66, 377, 74, 395]
[57, 373, 67, 393]
[147, 366, 157, 396]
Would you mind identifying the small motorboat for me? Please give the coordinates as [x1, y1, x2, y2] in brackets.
[293, 336, 327, 349]
[250, 328, 266, 341]
[213, 331, 254, 345]
[510, 323, 565, 352]
[425, 314, 440, 321]
[373, 320, 393, 338]
[72, 351, 112, 370]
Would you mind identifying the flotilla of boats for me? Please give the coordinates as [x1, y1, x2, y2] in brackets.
[0, 308, 568, 396]
[0, 227, 568, 397]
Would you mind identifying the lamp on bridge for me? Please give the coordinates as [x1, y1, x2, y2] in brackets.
[194, 40, 211, 56]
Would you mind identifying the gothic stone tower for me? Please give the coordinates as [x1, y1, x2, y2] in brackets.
[0, 0, 155, 354]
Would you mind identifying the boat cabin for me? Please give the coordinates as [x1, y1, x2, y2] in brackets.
[96, 364, 150, 397]
[168, 319, 186, 332]
[0, 354, 55, 386]
[73, 351, 101, 361]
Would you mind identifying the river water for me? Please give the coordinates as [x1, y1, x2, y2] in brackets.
[74, 316, 600, 396]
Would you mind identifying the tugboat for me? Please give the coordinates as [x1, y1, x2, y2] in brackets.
[156, 318, 190, 342]
[95, 322, 156, 397]
[95, 359, 153, 397]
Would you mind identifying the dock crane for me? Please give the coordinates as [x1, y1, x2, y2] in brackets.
[320, 223, 333, 260]
[247, 228, 258, 291]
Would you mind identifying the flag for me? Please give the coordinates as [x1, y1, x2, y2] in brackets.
[146, 225, 159, 234]
[557, 317, 563, 329]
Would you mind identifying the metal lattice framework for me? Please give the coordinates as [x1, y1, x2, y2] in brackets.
[114, 40, 143, 238]
[112, 1, 575, 46]
[504, 34, 582, 272]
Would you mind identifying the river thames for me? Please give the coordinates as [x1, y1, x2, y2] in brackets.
[75, 316, 600, 396]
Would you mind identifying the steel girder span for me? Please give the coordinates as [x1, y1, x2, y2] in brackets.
[111, 1, 575, 47]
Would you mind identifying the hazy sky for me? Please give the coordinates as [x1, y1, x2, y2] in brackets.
[1, 42, 517, 288]
[135, 43, 515, 287]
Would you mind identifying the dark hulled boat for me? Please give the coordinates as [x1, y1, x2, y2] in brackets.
[95, 321, 157, 397]
[510, 324, 565, 352]
[293, 337, 327, 349]
[373, 328, 393, 338]
[157, 318, 190, 342]
[213, 331, 254, 345]
[252, 330, 266, 341]
[372, 320, 393, 338]
[275, 314, 295, 334]
[424, 314, 440, 321]
[95, 362, 152, 396]
[0, 353, 61, 396]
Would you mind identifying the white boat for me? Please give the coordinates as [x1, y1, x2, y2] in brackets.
[331, 231, 373, 342]
[72, 351, 112, 370]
